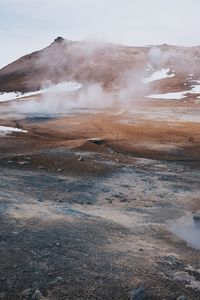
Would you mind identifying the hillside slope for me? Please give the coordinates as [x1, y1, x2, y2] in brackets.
[0, 37, 200, 93]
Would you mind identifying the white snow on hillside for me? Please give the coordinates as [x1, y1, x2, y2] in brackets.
[0, 82, 82, 102]
[147, 83, 200, 100]
[0, 92, 21, 102]
[191, 84, 200, 93]
[0, 126, 27, 135]
[147, 91, 186, 100]
[142, 68, 175, 84]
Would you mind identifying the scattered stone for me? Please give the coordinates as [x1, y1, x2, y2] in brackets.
[106, 197, 112, 201]
[158, 271, 170, 281]
[21, 288, 33, 297]
[193, 211, 200, 222]
[108, 148, 114, 154]
[0, 277, 5, 281]
[57, 168, 62, 172]
[18, 161, 29, 165]
[129, 287, 145, 300]
[120, 198, 127, 202]
[184, 265, 200, 275]
[49, 276, 64, 286]
[165, 255, 183, 268]
[174, 271, 193, 283]
[38, 165, 45, 169]
[38, 198, 44, 202]
[176, 296, 187, 300]
[186, 278, 200, 291]
[78, 155, 85, 161]
[101, 187, 110, 193]
[16, 121, 21, 129]
[87, 138, 104, 145]
[113, 193, 127, 202]
[32, 289, 45, 300]
[86, 201, 93, 205]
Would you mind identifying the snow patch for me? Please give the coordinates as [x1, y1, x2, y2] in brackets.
[147, 82, 200, 100]
[0, 92, 21, 102]
[0, 82, 82, 102]
[191, 84, 200, 93]
[0, 126, 27, 135]
[147, 92, 186, 100]
[142, 68, 175, 84]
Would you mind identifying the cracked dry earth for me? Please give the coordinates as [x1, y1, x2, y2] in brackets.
[0, 100, 200, 300]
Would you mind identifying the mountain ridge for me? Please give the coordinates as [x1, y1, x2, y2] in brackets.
[0, 37, 200, 94]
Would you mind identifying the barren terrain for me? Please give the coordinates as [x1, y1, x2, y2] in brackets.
[0, 39, 200, 300]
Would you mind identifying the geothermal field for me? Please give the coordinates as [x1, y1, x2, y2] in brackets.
[0, 38, 200, 300]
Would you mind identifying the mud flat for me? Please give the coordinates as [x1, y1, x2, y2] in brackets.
[0, 98, 200, 299]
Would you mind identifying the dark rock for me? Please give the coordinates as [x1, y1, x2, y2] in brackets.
[78, 156, 84, 161]
[173, 271, 192, 283]
[120, 198, 127, 202]
[38, 165, 45, 169]
[165, 255, 183, 268]
[54, 37, 64, 43]
[86, 201, 93, 205]
[87, 138, 104, 145]
[113, 193, 127, 202]
[176, 296, 187, 300]
[21, 288, 33, 297]
[101, 187, 110, 193]
[49, 276, 64, 286]
[129, 287, 145, 300]
[193, 211, 200, 222]
[32, 289, 44, 300]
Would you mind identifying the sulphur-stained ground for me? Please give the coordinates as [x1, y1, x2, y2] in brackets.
[0, 97, 200, 300]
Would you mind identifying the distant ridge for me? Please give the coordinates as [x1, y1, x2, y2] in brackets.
[0, 37, 200, 93]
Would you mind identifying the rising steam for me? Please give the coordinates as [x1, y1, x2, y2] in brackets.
[10, 41, 175, 116]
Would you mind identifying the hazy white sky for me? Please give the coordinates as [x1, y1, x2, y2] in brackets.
[0, 0, 199, 68]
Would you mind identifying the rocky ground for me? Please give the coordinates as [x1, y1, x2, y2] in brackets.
[0, 97, 200, 300]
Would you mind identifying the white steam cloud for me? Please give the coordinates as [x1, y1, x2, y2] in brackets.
[12, 82, 115, 115]
[11, 39, 152, 116]
[10, 41, 185, 116]
[12, 77, 150, 116]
